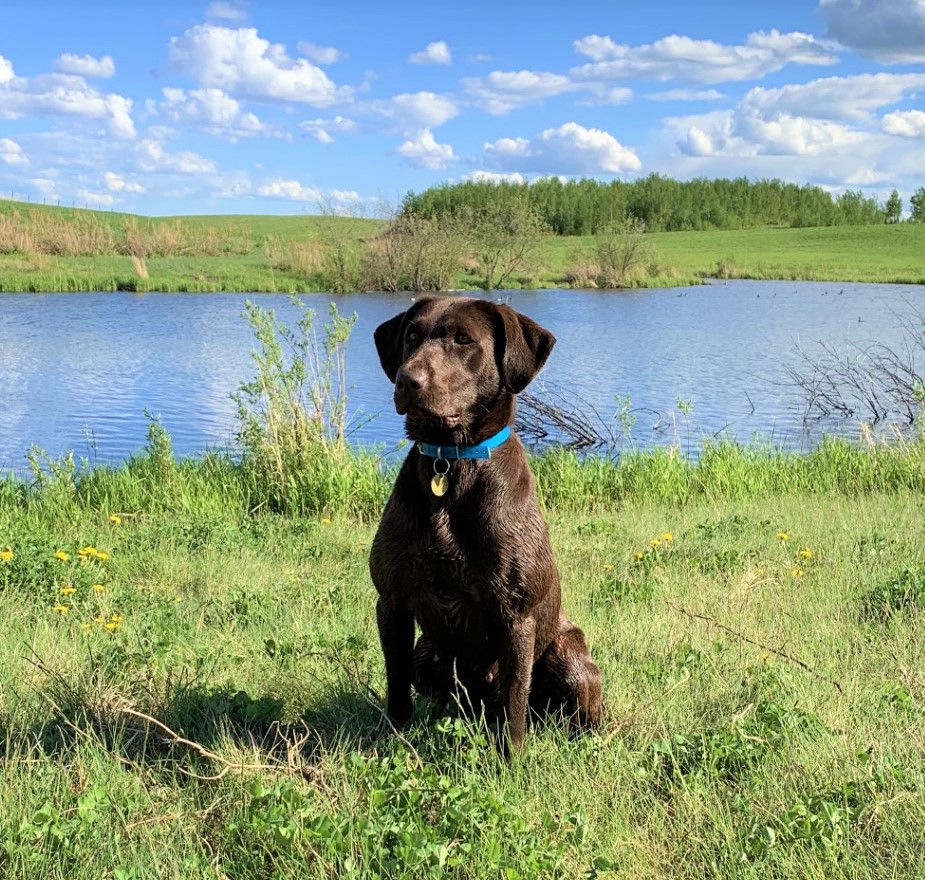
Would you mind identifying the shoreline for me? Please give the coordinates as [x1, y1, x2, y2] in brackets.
[2, 207, 923, 293]
[2, 270, 923, 295]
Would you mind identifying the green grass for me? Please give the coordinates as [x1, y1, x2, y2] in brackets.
[1, 440, 925, 879]
[2, 200, 923, 291]
[539, 223, 925, 286]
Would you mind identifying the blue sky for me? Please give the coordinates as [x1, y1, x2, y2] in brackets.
[1, 0, 923, 216]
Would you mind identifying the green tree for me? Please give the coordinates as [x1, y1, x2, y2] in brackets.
[885, 189, 903, 223]
[469, 199, 548, 290]
[910, 187, 925, 223]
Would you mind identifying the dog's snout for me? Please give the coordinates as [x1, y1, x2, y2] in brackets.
[395, 366, 424, 393]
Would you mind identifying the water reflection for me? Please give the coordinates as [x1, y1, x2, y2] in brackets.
[0, 282, 921, 473]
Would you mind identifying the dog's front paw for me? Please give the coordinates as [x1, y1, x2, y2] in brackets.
[386, 696, 413, 728]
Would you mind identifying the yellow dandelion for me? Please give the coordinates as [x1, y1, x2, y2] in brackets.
[104, 621, 120, 632]
[52, 604, 69, 615]
[82, 622, 93, 632]
[633, 551, 645, 561]
[109, 613, 123, 624]
[650, 538, 661, 548]
[799, 547, 813, 559]
[321, 517, 332, 525]
[96, 551, 110, 561]
[77, 545, 97, 558]
[60, 585, 77, 596]
[791, 567, 805, 578]
[0, 546, 12, 562]
[92, 583, 105, 593]
[661, 532, 673, 542]
[109, 515, 122, 526]
[777, 532, 789, 542]
[54, 550, 70, 563]
[94, 615, 107, 625]
[602, 563, 614, 572]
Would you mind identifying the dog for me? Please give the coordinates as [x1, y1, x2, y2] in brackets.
[369, 296, 603, 751]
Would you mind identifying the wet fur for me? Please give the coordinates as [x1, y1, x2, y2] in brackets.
[369, 296, 603, 751]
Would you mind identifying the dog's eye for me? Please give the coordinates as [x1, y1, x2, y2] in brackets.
[454, 331, 472, 345]
[406, 328, 420, 345]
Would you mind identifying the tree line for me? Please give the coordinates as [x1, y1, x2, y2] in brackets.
[401, 175, 923, 235]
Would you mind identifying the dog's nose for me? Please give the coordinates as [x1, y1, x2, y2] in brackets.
[395, 366, 424, 393]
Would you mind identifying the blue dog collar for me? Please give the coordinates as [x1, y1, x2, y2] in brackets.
[418, 426, 511, 460]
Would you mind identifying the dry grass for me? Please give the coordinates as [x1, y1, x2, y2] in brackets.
[130, 255, 149, 279]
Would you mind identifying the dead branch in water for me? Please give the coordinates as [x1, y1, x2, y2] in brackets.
[787, 306, 925, 428]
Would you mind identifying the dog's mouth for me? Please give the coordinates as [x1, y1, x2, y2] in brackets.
[394, 390, 463, 428]
[400, 405, 470, 442]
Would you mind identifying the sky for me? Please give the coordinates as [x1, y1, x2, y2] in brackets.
[0, 0, 923, 217]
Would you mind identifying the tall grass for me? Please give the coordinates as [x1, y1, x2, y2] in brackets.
[231, 298, 390, 517]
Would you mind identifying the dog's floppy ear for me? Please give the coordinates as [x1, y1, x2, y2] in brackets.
[375, 299, 435, 382]
[373, 310, 409, 382]
[495, 304, 556, 394]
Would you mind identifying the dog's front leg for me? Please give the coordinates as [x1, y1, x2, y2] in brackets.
[376, 596, 415, 726]
[500, 616, 536, 752]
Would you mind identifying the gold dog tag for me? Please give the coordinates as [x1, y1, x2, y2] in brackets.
[430, 473, 449, 496]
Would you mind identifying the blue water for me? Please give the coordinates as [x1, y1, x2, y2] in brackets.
[0, 281, 922, 473]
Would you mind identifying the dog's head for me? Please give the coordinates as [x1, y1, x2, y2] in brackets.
[374, 297, 555, 443]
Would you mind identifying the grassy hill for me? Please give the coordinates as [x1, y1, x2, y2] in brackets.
[1, 198, 922, 292]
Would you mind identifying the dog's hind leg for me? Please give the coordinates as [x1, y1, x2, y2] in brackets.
[531, 613, 604, 731]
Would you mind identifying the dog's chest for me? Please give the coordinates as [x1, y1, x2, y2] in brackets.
[406, 507, 501, 632]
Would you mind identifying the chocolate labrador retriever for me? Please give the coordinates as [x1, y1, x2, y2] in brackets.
[369, 296, 603, 751]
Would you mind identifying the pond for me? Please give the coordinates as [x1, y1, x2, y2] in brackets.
[1, 281, 922, 474]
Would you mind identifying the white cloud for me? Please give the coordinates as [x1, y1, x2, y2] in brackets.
[647, 88, 726, 102]
[28, 177, 59, 199]
[655, 69, 925, 196]
[573, 35, 622, 62]
[734, 111, 865, 156]
[256, 178, 360, 202]
[883, 109, 925, 137]
[396, 129, 455, 169]
[168, 25, 352, 106]
[76, 189, 115, 206]
[366, 91, 458, 129]
[484, 122, 641, 174]
[52, 53, 115, 78]
[103, 170, 145, 193]
[819, 0, 925, 62]
[158, 87, 272, 139]
[212, 171, 253, 199]
[581, 86, 633, 106]
[205, 1, 247, 21]
[675, 108, 864, 159]
[0, 55, 136, 139]
[671, 73, 925, 161]
[463, 70, 579, 114]
[299, 114, 359, 142]
[0, 137, 28, 166]
[742, 73, 925, 123]
[571, 29, 837, 85]
[677, 125, 718, 156]
[409, 40, 451, 65]
[134, 139, 217, 174]
[298, 41, 345, 65]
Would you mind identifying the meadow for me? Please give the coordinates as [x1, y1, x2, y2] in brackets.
[1, 199, 923, 292]
[1, 426, 925, 879]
